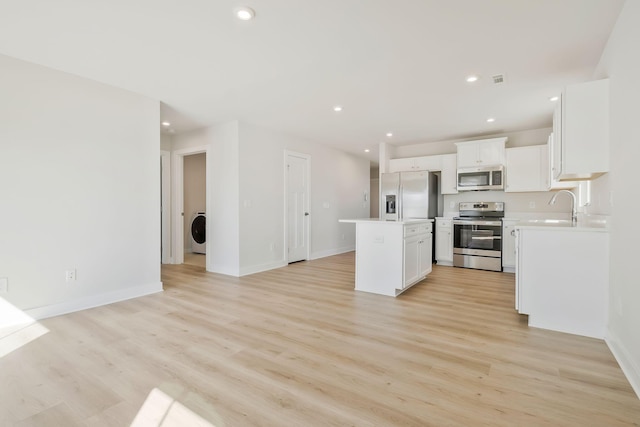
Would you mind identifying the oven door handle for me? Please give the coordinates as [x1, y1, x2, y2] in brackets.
[453, 220, 502, 226]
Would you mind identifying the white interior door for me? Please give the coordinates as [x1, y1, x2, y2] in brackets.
[287, 153, 310, 263]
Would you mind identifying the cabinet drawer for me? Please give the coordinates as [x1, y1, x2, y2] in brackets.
[404, 223, 431, 237]
[404, 225, 421, 237]
[436, 220, 451, 228]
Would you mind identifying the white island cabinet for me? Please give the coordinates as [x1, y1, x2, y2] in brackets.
[339, 219, 433, 297]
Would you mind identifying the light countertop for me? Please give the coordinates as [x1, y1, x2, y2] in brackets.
[339, 218, 433, 225]
[514, 219, 609, 232]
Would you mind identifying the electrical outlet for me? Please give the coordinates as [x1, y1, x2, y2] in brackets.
[529, 201, 536, 209]
[65, 269, 76, 282]
[0, 277, 8, 293]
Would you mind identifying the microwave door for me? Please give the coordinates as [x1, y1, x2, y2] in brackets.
[459, 172, 490, 187]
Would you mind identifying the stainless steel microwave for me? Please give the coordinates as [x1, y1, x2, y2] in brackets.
[457, 166, 504, 191]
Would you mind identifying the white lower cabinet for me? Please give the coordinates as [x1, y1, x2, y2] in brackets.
[435, 219, 453, 265]
[501, 219, 518, 272]
[515, 226, 608, 339]
[403, 224, 432, 289]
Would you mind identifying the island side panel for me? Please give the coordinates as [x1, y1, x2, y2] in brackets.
[355, 222, 403, 296]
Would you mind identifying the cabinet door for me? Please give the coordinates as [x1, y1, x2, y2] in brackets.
[414, 155, 442, 171]
[456, 144, 478, 168]
[419, 233, 433, 277]
[440, 154, 458, 194]
[505, 145, 548, 192]
[456, 138, 506, 168]
[403, 235, 420, 289]
[478, 140, 505, 166]
[548, 133, 577, 190]
[389, 158, 415, 173]
[435, 221, 453, 262]
[502, 221, 517, 268]
[552, 101, 563, 181]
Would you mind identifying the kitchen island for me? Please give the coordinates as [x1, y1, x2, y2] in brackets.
[339, 218, 433, 297]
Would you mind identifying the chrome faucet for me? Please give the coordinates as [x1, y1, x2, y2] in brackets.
[548, 190, 577, 226]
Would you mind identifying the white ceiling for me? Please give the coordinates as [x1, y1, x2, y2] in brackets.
[0, 1, 624, 162]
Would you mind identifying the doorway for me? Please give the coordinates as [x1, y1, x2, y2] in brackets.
[285, 151, 310, 263]
[183, 153, 206, 267]
[172, 146, 209, 267]
[161, 151, 171, 264]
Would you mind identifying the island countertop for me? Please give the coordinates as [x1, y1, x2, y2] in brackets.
[339, 218, 433, 225]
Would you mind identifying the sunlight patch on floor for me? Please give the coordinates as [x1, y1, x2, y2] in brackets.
[131, 387, 221, 427]
[0, 297, 49, 358]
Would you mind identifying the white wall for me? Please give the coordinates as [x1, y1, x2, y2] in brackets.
[171, 121, 370, 276]
[183, 153, 206, 251]
[172, 122, 241, 276]
[393, 128, 553, 158]
[239, 123, 370, 275]
[594, 0, 640, 397]
[0, 54, 162, 318]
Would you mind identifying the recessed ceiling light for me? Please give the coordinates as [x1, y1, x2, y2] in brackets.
[549, 96, 559, 102]
[466, 75, 479, 83]
[235, 6, 255, 21]
[364, 149, 370, 153]
[161, 121, 171, 126]
[486, 117, 496, 123]
[386, 132, 393, 137]
[333, 105, 343, 112]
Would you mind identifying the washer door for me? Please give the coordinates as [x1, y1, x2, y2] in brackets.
[191, 215, 206, 244]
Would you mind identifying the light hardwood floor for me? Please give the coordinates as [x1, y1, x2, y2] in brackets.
[1, 253, 639, 426]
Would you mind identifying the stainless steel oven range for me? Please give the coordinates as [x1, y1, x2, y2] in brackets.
[453, 202, 504, 272]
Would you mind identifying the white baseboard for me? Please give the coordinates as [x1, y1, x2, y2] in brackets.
[606, 331, 640, 400]
[239, 260, 287, 277]
[25, 282, 164, 321]
[310, 245, 355, 260]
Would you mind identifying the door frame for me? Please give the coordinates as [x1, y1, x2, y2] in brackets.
[172, 145, 209, 266]
[161, 150, 172, 264]
[284, 150, 311, 263]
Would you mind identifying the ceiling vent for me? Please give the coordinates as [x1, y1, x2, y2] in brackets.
[492, 74, 506, 85]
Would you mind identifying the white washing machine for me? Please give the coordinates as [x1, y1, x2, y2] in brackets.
[190, 212, 206, 254]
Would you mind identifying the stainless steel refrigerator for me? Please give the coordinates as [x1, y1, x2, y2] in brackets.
[380, 171, 438, 221]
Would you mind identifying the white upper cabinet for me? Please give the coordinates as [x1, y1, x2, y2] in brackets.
[440, 154, 458, 194]
[505, 145, 548, 192]
[547, 133, 578, 190]
[552, 79, 609, 181]
[388, 155, 442, 173]
[455, 137, 507, 168]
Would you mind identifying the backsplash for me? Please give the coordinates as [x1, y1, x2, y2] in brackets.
[442, 190, 573, 218]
